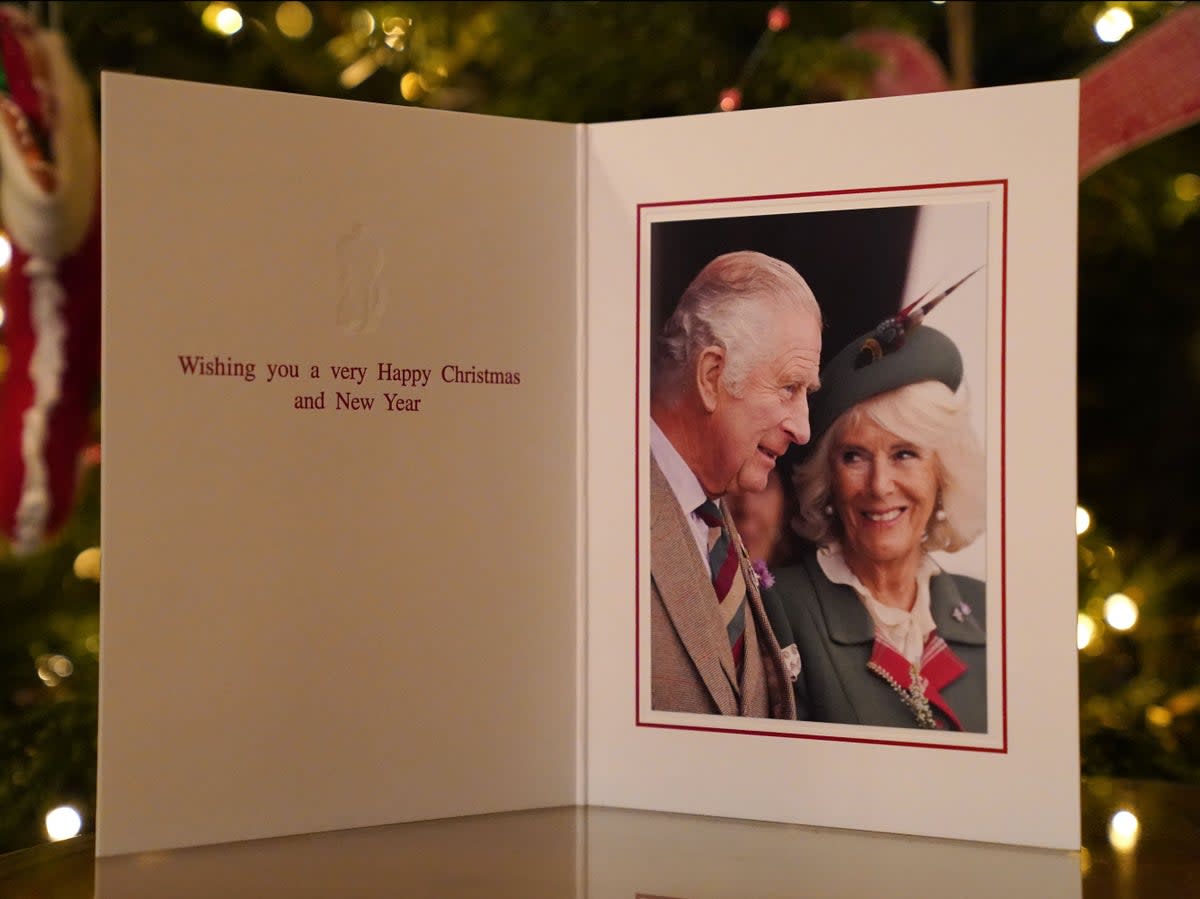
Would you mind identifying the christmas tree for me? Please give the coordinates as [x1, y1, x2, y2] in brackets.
[1, 0, 1198, 853]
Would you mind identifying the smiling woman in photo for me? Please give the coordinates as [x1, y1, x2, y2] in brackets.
[773, 314, 988, 732]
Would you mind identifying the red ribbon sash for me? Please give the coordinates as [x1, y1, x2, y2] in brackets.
[867, 633, 968, 730]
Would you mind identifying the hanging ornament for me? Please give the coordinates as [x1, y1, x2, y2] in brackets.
[845, 29, 950, 98]
[0, 5, 100, 553]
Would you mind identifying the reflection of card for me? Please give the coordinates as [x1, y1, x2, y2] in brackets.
[605, 807, 1080, 899]
[94, 806, 1081, 898]
[100, 75, 1079, 856]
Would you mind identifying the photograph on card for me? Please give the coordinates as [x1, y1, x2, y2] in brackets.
[638, 183, 1005, 750]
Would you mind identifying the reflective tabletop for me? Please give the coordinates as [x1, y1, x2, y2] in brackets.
[2, 778, 1197, 898]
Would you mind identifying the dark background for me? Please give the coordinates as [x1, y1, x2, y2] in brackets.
[650, 205, 918, 352]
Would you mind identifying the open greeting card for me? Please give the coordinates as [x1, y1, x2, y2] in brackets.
[99, 74, 1079, 856]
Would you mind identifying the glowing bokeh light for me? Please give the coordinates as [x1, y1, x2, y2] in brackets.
[1077, 613, 1097, 650]
[36, 655, 59, 686]
[400, 71, 423, 101]
[45, 806, 82, 841]
[215, 6, 243, 35]
[1108, 809, 1139, 852]
[0, 232, 11, 269]
[1076, 505, 1091, 536]
[275, 2, 313, 39]
[718, 88, 742, 112]
[1175, 173, 1200, 203]
[1104, 592, 1138, 631]
[201, 3, 225, 32]
[1094, 7, 1134, 44]
[1146, 705, 1172, 728]
[36, 653, 73, 686]
[73, 547, 101, 582]
[339, 55, 378, 89]
[351, 9, 376, 35]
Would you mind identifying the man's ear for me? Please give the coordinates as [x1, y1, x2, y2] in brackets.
[695, 345, 725, 413]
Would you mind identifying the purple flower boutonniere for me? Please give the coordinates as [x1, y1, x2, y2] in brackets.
[951, 600, 972, 623]
[751, 559, 775, 590]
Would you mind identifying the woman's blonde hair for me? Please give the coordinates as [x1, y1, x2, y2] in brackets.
[792, 380, 985, 552]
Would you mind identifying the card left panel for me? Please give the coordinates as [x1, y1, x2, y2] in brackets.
[99, 75, 581, 855]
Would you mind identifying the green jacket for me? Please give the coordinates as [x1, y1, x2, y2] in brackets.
[773, 550, 988, 733]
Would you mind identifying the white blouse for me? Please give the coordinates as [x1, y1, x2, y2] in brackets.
[816, 544, 942, 666]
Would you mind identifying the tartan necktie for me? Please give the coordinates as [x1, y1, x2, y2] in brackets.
[695, 500, 746, 673]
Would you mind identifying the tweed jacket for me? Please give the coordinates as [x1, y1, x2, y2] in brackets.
[649, 457, 796, 719]
[774, 548, 987, 732]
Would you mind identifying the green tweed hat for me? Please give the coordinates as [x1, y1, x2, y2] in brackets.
[808, 324, 963, 445]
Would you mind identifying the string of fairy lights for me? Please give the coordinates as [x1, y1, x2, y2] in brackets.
[715, 4, 791, 112]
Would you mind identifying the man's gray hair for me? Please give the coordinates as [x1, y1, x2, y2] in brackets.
[653, 250, 821, 402]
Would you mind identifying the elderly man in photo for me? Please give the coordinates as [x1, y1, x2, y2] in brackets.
[650, 250, 822, 718]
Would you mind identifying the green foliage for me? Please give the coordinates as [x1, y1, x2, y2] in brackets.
[1078, 516, 1200, 781]
[0, 468, 100, 851]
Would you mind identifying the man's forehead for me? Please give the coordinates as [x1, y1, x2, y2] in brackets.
[766, 302, 820, 337]
[768, 313, 821, 361]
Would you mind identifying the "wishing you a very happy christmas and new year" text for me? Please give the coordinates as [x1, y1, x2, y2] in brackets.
[176, 355, 521, 413]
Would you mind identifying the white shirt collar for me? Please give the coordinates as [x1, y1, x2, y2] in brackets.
[650, 418, 708, 517]
[650, 418, 711, 564]
[817, 543, 941, 665]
